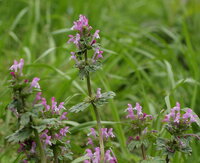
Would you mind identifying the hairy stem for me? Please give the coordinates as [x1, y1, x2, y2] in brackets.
[53, 145, 59, 163]
[141, 144, 146, 160]
[139, 129, 146, 160]
[166, 155, 170, 163]
[84, 51, 105, 162]
[31, 116, 47, 163]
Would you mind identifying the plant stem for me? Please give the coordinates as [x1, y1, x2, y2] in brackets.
[139, 129, 146, 160]
[141, 144, 146, 160]
[31, 116, 47, 163]
[84, 51, 105, 162]
[166, 155, 170, 163]
[52, 145, 59, 163]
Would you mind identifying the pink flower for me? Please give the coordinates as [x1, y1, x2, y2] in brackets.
[22, 160, 28, 163]
[9, 59, 24, 75]
[60, 127, 69, 136]
[163, 102, 198, 124]
[60, 112, 68, 120]
[41, 98, 50, 111]
[105, 150, 117, 162]
[55, 133, 61, 140]
[68, 34, 80, 47]
[85, 149, 93, 160]
[18, 143, 26, 153]
[126, 104, 135, 119]
[45, 135, 52, 145]
[87, 128, 97, 138]
[71, 15, 91, 31]
[70, 52, 77, 62]
[40, 129, 49, 138]
[93, 147, 100, 163]
[30, 77, 40, 89]
[101, 128, 115, 139]
[93, 30, 100, 39]
[92, 48, 104, 61]
[86, 138, 93, 146]
[134, 103, 143, 116]
[108, 128, 115, 138]
[125, 103, 153, 121]
[101, 128, 109, 138]
[51, 97, 65, 113]
[96, 88, 102, 99]
[30, 141, 36, 153]
[33, 92, 42, 104]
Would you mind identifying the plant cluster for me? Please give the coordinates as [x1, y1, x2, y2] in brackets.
[5, 15, 200, 163]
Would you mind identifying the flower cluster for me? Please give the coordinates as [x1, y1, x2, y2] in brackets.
[41, 96, 65, 114]
[68, 15, 103, 68]
[9, 58, 24, 76]
[40, 127, 70, 146]
[87, 128, 115, 145]
[84, 147, 117, 163]
[84, 128, 117, 162]
[7, 59, 72, 162]
[125, 103, 152, 121]
[163, 102, 197, 124]
[8, 59, 41, 116]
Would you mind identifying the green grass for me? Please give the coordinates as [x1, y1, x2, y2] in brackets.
[0, 0, 200, 162]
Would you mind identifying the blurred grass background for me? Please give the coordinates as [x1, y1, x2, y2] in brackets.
[0, 0, 200, 162]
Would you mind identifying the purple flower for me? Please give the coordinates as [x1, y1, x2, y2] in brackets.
[45, 135, 52, 146]
[101, 128, 115, 139]
[71, 15, 91, 32]
[126, 104, 134, 119]
[54, 133, 61, 140]
[105, 150, 117, 162]
[40, 129, 49, 138]
[30, 77, 40, 89]
[22, 160, 28, 163]
[18, 143, 26, 153]
[87, 128, 97, 138]
[60, 127, 69, 136]
[101, 128, 109, 138]
[108, 128, 115, 138]
[60, 112, 68, 120]
[70, 52, 78, 62]
[163, 102, 198, 124]
[92, 48, 104, 61]
[134, 102, 143, 116]
[51, 97, 65, 113]
[85, 149, 93, 160]
[68, 34, 80, 47]
[125, 103, 152, 121]
[86, 138, 93, 146]
[93, 147, 100, 163]
[33, 92, 42, 104]
[9, 58, 24, 75]
[93, 30, 100, 39]
[96, 88, 102, 99]
[41, 98, 50, 111]
[30, 141, 36, 153]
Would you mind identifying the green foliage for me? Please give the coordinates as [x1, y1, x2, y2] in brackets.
[78, 61, 102, 80]
[6, 127, 32, 143]
[69, 102, 91, 113]
[94, 91, 116, 106]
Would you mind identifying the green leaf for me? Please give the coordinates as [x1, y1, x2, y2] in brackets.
[69, 102, 91, 113]
[20, 112, 32, 126]
[128, 140, 142, 151]
[71, 156, 90, 163]
[6, 127, 32, 143]
[95, 91, 116, 106]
